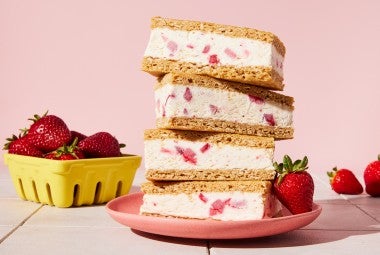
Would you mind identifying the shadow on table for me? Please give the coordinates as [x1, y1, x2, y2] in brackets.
[210, 198, 380, 249]
[130, 198, 380, 249]
[132, 229, 208, 247]
[132, 226, 379, 249]
[208, 229, 380, 249]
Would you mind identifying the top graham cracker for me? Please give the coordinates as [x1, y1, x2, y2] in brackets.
[150, 16, 286, 56]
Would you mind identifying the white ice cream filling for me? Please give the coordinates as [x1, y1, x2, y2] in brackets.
[144, 28, 284, 77]
[140, 192, 282, 221]
[144, 139, 274, 170]
[155, 84, 293, 127]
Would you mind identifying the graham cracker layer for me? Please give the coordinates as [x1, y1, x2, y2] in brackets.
[150, 16, 285, 56]
[144, 128, 274, 148]
[145, 169, 276, 181]
[156, 117, 294, 140]
[157, 73, 294, 108]
[141, 180, 272, 195]
[142, 57, 284, 90]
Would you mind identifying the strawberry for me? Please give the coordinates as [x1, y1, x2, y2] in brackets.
[4, 134, 43, 157]
[273, 155, 314, 215]
[70, 130, 87, 143]
[364, 155, 380, 197]
[327, 167, 363, 194]
[44, 138, 85, 160]
[202, 45, 210, 54]
[264, 113, 276, 126]
[78, 132, 125, 158]
[208, 54, 220, 65]
[183, 87, 192, 102]
[27, 113, 71, 152]
[224, 48, 237, 59]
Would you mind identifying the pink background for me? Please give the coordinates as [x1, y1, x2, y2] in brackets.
[1, 0, 380, 176]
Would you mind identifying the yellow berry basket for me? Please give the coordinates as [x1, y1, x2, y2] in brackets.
[3, 153, 141, 207]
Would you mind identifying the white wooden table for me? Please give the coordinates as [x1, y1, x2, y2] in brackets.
[1, 164, 379, 255]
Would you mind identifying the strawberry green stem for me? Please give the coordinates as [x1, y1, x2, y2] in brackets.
[274, 155, 309, 185]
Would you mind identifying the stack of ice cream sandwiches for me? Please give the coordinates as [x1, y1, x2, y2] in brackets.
[140, 16, 294, 221]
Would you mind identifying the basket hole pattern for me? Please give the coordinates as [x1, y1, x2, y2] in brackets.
[94, 182, 102, 204]
[46, 183, 53, 205]
[16, 179, 127, 206]
[72, 182, 110, 205]
[17, 179, 53, 205]
[73, 184, 80, 205]
[32, 181, 40, 202]
[115, 181, 123, 197]
[17, 178, 26, 199]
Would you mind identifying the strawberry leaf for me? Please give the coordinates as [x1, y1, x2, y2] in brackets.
[273, 162, 283, 174]
[28, 111, 48, 123]
[283, 155, 292, 171]
[293, 159, 302, 170]
[274, 155, 309, 184]
[301, 156, 308, 169]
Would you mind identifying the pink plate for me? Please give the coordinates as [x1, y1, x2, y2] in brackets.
[106, 192, 322, 239]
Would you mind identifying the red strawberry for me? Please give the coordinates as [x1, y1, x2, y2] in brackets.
[209, 104, 220, 115]
[264, 113, 276, 126]
[273, 155, 314, 215]
[209, 199, 231, 216]
[70, 130, 87, 143]
[209, 54, 220, 65]
[183, 87, 192, 102]
[4, 134, 43, 157]
[248, 94, 264, 105]
[174, 146, 197, 164]
[78, 132, 124, 158]
[202, 45, 210, 54]
[364, 155, 380, 197]
[44, 153, 82, 160]
[27, 113, 71, 152]
[166, 40, 178, 53]
[224, 48, 237, 59]
[327, 167, 363, 195]
[44, 138, 85, 160]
